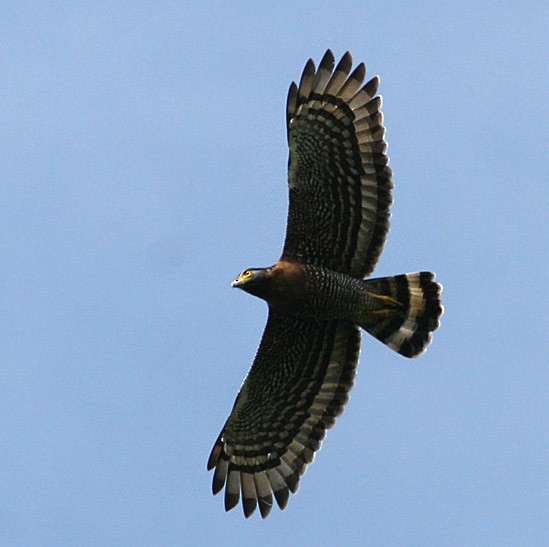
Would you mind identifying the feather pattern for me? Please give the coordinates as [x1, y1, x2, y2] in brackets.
[207, 313, 360, 518]
[284, 49, 392, 278]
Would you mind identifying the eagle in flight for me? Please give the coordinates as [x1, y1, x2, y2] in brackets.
[208, 50, 443, 518]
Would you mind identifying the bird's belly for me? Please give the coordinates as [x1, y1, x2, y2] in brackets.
[269, 266, 367, 321]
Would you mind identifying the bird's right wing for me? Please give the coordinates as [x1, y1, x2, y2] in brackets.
[207, 312, 360, 518]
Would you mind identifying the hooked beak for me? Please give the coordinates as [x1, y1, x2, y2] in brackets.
[231, 278, 242, 288]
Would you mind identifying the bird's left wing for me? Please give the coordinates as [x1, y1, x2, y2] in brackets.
[207, 312, 360, 518]
[282, 49, 393, 278]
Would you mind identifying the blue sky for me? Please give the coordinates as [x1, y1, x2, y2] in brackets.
[1, 2, 547, 546]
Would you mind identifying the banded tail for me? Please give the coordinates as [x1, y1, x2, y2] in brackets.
[359, 272, 443, 357]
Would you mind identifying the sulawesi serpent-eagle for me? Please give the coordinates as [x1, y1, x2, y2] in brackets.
[207, 50, 443, 518]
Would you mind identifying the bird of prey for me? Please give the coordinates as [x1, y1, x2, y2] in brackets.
[207, 50, 443, 519]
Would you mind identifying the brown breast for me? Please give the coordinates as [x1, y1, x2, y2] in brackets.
[267, 259, 308, 314]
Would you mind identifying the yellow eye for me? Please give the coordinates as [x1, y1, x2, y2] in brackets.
[233, 269, 254, 286]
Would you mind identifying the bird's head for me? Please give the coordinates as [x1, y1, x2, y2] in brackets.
[231, 268, 272, 299]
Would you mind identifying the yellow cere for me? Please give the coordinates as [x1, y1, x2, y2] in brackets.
[238, 270, 252, 282]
